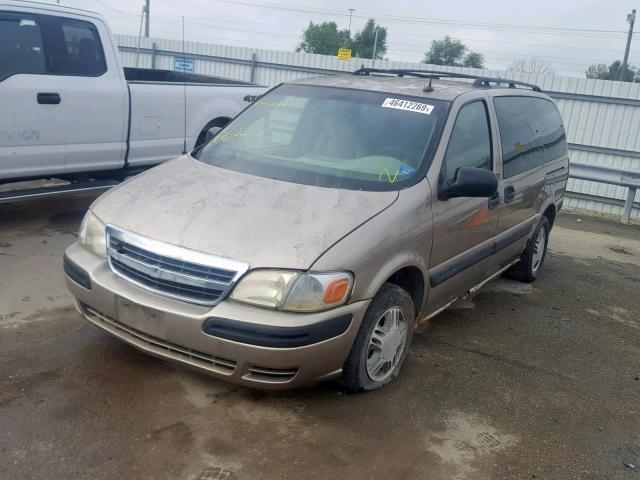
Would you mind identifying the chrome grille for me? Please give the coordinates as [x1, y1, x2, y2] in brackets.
[106, 226, 249, 306]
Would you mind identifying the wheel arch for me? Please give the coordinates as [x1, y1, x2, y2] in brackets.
[381, 265, 426, 319]
[194, 116, 232, 148]
[541, 202, 557, 229]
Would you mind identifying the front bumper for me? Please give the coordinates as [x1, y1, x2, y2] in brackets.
[63, 242, 369, 389]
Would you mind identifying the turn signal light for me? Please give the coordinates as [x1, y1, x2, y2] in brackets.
[323, 279, 350, 304]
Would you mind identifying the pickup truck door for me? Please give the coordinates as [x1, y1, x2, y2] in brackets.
[50, 14, 128, 175]
[427, 98, 500, 312]
[0, 12, 66, 180]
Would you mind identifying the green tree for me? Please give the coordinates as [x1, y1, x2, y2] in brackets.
[585, 60, 638, 82]
[423, 36, 484, 69]
[463, 51, 485, 69]
[296, 21, 351, 56]
[585, 63, 609, 79]
[351, 19, 387, 59]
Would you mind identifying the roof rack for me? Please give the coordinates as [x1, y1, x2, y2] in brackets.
[352, 68, 542, 93]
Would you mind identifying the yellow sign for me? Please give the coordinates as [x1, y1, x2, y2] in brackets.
[337, 48, 352, 60]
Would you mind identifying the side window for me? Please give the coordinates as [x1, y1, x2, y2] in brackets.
[443, 101, 492, 183]
[0, 15, 47, 80]
[532, 98, 567, 163]
[494, 96, 556, 178]
[60, 19, 106, 76]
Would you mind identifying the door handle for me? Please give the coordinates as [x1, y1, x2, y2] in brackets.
[488, 192, 500, 209]
[504, 185, 516, 203]
[37, 93, 61, 105]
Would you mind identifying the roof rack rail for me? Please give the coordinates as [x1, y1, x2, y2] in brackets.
[352, 68, 542, 93]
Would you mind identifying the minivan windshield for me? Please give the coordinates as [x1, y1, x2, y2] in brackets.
[193, 84, 448, 191]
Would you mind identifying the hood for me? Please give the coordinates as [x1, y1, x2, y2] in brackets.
[92, 156, 398, 269]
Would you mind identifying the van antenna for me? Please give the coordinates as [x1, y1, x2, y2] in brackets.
[423, 77, 434, 92]
[181, 15, 187, 154]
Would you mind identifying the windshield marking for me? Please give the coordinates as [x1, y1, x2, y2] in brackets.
[382, 98, 434, 115]
[379, 168, 400, 184]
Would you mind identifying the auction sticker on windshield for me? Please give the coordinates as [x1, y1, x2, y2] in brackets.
[381, 98, 434, 115]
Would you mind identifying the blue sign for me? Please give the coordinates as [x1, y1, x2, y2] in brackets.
[174, 56, 195, 73]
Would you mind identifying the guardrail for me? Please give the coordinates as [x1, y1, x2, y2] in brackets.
[569, 163, 640, 224]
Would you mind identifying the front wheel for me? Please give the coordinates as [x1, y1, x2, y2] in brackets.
[341, 283, 415, 392]
[504, 216, 550, 283]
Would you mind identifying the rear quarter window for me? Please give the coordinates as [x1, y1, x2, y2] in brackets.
[494, 96, 567, 178]
[60, 18, 106, 76]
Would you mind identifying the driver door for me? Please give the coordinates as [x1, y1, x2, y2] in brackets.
[427, 98, 500, 312]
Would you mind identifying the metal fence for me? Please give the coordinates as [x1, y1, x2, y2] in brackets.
[116, 34, 640, 222]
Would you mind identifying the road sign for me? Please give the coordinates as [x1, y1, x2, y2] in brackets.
[337, 48, 352, 61]
[174, 56, 195, 73]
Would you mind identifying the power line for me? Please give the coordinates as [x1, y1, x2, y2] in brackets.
[94, 0, 631, 39]
[112, 17, 637, 66]
[202, 0, 630, 38]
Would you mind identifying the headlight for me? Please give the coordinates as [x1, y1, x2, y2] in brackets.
[78, 210, 107, 258]
[230, 270, 352, 312]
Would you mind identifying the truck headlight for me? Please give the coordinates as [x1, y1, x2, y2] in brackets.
[230, 270, 352, 312]
[79, 210, 107, 258]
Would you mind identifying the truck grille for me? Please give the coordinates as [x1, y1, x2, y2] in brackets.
[106, 226, 249, 306]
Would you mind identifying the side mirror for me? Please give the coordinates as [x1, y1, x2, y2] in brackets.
[439, 167, 498, 200]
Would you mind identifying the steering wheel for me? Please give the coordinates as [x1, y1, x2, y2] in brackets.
[375, 146, 414, 165]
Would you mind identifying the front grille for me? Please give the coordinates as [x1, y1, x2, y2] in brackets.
[106, 226, 249, 306]
[83, 304, 237, 374]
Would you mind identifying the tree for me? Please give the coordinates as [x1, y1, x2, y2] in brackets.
[423, 36, 484, 69]
[585, 60, 638, 82]
[463, 51, 485, 69]
[507, 58, 555, 75]
[296, 21, 351, 56]
[351, 19, 387, 59]
[585, 63, 609, 79]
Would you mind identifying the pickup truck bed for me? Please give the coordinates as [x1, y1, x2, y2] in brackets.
[123, 67, 254, 85]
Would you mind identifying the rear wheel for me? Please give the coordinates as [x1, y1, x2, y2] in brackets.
[341, 283, 415, 392]
[504, 216, 550, 283]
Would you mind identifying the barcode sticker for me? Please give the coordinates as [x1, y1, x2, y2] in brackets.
[381, 98, 434, 115]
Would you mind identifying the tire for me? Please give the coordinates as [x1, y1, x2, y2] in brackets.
[504, 216, 550, 283]
[340, 283, 415, 392]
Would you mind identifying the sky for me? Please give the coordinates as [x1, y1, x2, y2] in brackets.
[44, 0, 640, 77]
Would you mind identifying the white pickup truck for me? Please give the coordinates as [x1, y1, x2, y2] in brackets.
[0, 1, 265, 195]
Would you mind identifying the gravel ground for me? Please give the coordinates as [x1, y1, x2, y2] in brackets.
[1, 194, 639, 480]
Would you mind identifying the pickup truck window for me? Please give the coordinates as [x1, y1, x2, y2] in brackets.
[60, 18, 106, 76]
[0, 14, 47, 80]
[194, 84, 448, 191]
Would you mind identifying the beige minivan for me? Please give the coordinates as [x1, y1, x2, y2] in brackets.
[64, 69, 569, 391]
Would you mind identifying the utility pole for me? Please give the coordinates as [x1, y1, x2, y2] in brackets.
[619, 8, 636, 81]
[371, 27, 379, 68]
[347, 8, 355, 37]
[144, 0, 150, 38]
